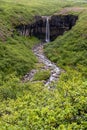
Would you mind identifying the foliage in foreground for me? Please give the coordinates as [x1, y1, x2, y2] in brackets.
[0, 70, 87, 129]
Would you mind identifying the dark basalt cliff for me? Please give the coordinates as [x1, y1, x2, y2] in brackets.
[16, 15, 78, 41]
[50, 15, 78, 41]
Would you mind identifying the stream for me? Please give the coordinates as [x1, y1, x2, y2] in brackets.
[22, 43, 61, 88]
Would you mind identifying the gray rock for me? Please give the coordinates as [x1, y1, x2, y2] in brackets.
[22, 44, 61, 88]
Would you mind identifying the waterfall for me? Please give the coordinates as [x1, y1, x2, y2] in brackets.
[46, 17, 50, 43]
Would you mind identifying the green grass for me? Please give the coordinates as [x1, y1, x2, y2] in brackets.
[0, 0, 87, 129]
[0, 36, 39, 83]
[33, 70, 51, 81]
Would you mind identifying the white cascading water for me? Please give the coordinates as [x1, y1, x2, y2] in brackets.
[46, 17, 50, 43]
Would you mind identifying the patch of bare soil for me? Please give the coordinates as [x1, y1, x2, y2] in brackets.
[57, 7, 85, 15]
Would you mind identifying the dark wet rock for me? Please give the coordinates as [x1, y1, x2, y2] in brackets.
[50, 15, 78, 41]
[16, 15, 78, 41]
[22, 69, 37, 82]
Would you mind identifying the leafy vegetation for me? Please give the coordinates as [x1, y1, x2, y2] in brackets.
[33, 70, 51, 81]
[0, 0, 87, 129]
[0, 71, 87, 129]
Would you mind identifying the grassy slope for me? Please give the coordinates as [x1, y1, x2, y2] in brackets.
[0, 36, 39, 82]
[0, 0, 87, 129]
[45, 7, 87, 77]
[0, 0, 86, 78]
[0, 0, 76, 80]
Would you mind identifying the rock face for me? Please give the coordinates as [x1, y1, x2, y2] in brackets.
[16, 15, 78, 41]
[50, 15, 78, 41]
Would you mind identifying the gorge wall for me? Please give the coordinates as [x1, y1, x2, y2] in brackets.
[16, 15, 78, 41]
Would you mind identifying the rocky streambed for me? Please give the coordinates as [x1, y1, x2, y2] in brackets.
[22, 43, 61, 88]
